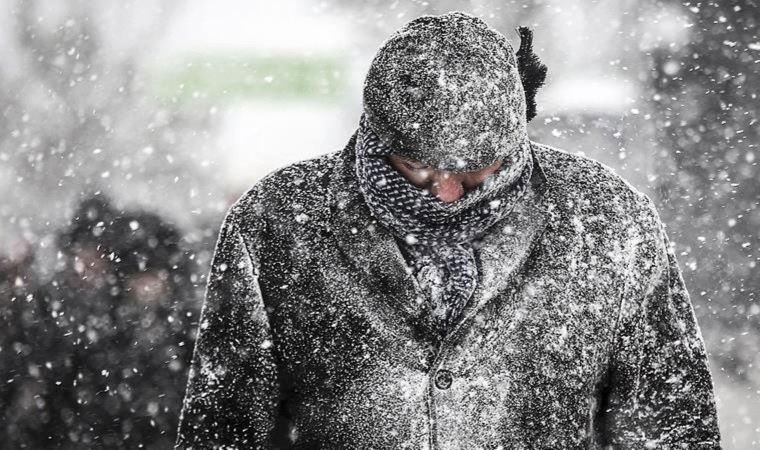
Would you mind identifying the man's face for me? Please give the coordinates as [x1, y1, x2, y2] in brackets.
[388, 155, 503, 203]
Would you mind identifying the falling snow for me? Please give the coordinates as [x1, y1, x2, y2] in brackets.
[1, 1, 758, 449]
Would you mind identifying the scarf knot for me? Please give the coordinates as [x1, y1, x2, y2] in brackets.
[354, 116, 533, 337]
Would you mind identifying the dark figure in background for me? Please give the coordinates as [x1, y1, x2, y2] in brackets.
[0, 241, 53, 448]
[1, 194, 200, 449]
[177, 12, 720, 449]
[105, 210, 198, 448]
[39, 194, 132, 448]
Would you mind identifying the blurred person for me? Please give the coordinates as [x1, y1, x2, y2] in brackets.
[26, 195, 198, 449]
[105, 210, 198, 449]
[177, 12, 720, 449]
[3, 193, 123, 449]
[35, 193, 125, 448]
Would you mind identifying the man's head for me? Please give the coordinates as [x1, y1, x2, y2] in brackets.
[360, 12, 547, 202]
[363, 12, 545, 172]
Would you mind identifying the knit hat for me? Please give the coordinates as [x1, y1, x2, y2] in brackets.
[362, 11, 546, 172]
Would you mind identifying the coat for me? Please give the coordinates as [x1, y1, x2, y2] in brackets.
[175, 132, 721, 449]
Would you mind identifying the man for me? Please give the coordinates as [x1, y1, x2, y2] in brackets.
[176, 12, 721, 449]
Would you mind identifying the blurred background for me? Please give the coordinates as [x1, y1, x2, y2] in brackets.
[0, 0, 757, 448]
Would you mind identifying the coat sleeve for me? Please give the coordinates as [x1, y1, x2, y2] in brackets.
[175, 210, 281, 449]
[598, 222, 722, 447]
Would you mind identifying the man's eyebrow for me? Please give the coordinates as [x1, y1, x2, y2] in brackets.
[404, 160, 427, 168]
[392, 155, 427, 168]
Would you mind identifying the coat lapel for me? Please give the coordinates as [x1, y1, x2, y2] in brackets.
[325, 132, 551, 343]
[447, 160, 550, 340]
[326, 132, 440, 341]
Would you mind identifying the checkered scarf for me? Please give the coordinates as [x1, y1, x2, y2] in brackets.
[354, 116, 534, 337]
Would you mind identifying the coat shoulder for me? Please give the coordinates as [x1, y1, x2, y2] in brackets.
[533, 141, 663, 233]
[532, 140, 669, 289]
[532, 142, 670, 296]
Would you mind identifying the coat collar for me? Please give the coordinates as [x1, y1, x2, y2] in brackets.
[325, 130, 551, 344]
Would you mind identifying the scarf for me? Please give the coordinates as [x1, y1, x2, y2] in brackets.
[354, 115, 534, 337]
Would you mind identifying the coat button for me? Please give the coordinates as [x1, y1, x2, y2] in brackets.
[434, 369, 453, 390]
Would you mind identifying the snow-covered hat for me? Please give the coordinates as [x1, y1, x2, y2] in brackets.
[362, 11, 546, 172]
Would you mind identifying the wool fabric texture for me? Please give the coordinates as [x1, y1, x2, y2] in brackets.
[354, 115, 534, 336]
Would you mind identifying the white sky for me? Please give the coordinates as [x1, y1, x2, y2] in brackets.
[149, 0, 663, 193]
[158, 0, 353, 55]
[154, 0, 359, 191]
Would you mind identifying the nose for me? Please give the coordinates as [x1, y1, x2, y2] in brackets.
[430, 172, 464, 203]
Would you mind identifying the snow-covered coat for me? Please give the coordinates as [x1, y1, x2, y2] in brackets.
[175, 132, 721, 449]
